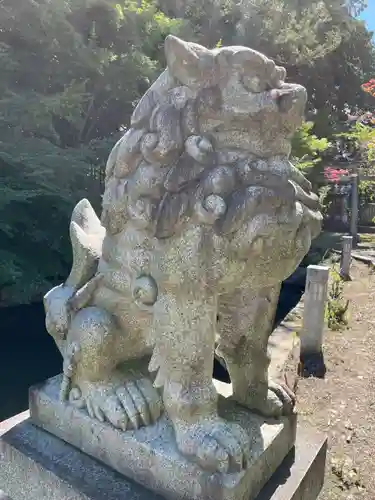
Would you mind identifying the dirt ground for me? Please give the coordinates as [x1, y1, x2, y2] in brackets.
[296, 260, 375, 499]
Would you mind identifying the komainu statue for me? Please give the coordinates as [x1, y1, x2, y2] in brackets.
[44, 35, 322, 475]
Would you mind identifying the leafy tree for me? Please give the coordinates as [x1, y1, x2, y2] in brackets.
[0, 0, 187, 305]
[0, 0, 374, 305]
[336, 121, 375, 165]
[235, 1, 375, 136]
[291, 122, 330, 174]
[159, 0, 375, 135]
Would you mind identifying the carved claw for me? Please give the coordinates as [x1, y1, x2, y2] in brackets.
[71, 378, 163, 431]
[238, 380, 296, 418]
[268, 380, 296, 415]
[175, 418, 250, 474]
[133, 377, 163, 423]
[60, 343, 80, 402]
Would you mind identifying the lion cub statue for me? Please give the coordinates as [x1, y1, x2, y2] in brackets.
[44, 35, 322, 474]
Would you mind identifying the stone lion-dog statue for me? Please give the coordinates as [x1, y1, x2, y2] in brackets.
[44, 35, 322, 474]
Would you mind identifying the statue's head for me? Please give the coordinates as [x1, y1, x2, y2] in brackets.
[162, 35, 307, 157]
[102, 36, 320, 263]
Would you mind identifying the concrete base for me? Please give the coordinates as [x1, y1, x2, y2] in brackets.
[257, 428, 327, 500]
[0, 413, 326, 500]
[27, 376, 296, 500]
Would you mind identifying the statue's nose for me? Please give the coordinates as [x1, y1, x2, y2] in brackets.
[276, 84, 307, 113]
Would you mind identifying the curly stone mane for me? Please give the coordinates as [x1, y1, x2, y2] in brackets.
[101, 64, 319, 241]
[41, 37, 325, 492]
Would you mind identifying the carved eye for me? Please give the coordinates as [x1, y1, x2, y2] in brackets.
[241, 75, 268, 93]
[133, 275, 158, 306]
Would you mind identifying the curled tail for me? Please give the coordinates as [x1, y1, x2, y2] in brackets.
[44, 199, 105, 347]
[66, 198, 106, 290]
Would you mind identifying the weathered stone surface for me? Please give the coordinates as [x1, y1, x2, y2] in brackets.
[0, 412, 326, 500]
[40, 34, 322, 496]
[29, 376, 296, 500]
[0, 491, 12, 500]
[0, 411, 29, 435]
[268, 325, 300, 391]
[1, 416, 163, 500]
[213, 321, 301, 399]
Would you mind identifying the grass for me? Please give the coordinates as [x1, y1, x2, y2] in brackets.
[358, 233, 375, 246]
[326, 268, 349, 331]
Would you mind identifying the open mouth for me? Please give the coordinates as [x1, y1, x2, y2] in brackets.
[273, 84, 307, 114]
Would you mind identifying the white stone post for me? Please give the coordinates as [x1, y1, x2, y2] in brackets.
[301, 265, 329, 356]
[340, 235, 353, 280]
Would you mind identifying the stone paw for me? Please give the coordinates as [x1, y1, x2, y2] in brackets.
[69, 378, 163, 431]
[239, 380, 296, 418]
[116, 378, 163, 429]
[268, 380, 296, 416]
[175, 418, 250, 474]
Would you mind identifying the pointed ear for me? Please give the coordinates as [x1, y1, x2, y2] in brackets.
[164, 35, 216, 88]
[230, 48, 275, 77]
[275, 66, 286, 83]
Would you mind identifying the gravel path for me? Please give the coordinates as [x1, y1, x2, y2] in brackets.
[296, 261, 375, 499]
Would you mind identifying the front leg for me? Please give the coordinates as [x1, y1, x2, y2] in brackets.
[152, 291, 250, 473]
[63, 306, 162, 431]
[217, 284, 295, 418]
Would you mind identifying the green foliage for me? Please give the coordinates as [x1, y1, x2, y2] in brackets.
[326, 268, 349, 331]
[318, 185, 333, 218]
[358, 180, 375, 207]
[0, 133, 114, 305]
[0, 0, 185, 305]
[237, 0, 344, 64]
[336, 122, 375, 165]
[0, 0, 374, 305]
[233, 0, 375, 134]
[291, 121, 330, 173]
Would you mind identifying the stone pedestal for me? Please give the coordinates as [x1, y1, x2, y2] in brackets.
[25, 376, 296, 500]
[0, 412, 327, 500]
